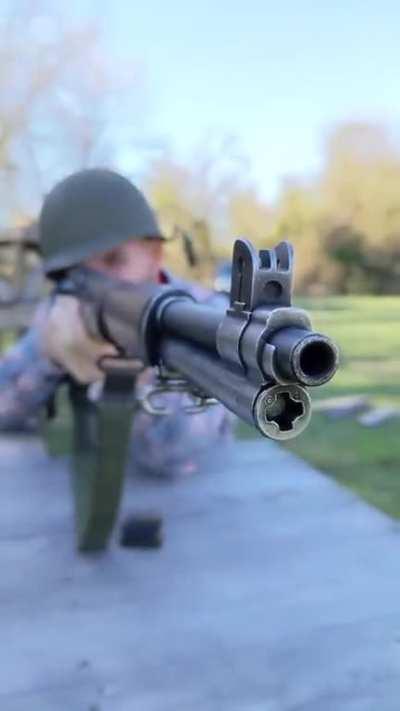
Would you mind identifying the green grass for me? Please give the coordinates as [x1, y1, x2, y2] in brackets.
[298, 296, 400, 404]
[0, 330, 17, 352]
[238, 296, 400, 519]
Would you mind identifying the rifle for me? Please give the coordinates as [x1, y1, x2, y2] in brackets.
[54, 239, 338, 552]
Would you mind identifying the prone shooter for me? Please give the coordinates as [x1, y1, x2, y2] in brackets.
[0, 169, 339, 551]
[59, 236, 338, 440]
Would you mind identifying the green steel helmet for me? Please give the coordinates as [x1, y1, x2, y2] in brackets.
[39, 168, 163, 275]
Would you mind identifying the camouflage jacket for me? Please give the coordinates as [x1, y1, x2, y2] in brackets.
[0, 273, 234, 478]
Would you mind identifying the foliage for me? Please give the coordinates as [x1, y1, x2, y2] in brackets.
[148, 120, 400, 294]
[272, 122, 400, 294]
[147, 135, 249, 280]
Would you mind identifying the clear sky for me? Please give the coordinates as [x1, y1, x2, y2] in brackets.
[86, 0, 400, 200]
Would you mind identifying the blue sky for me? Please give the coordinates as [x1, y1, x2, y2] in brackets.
[84, 0, 400, 200]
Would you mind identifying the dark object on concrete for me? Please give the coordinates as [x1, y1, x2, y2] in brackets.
[120, 512, 163, 548]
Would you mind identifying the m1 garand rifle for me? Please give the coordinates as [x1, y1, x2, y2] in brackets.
[55, 238, 339, 552]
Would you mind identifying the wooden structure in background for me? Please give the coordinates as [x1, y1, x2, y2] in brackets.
[0, 224, 43, 348]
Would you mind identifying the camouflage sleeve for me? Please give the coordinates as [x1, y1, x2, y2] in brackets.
[128, 277, 235, 479]
[0, 315, 65, 432]
[130, 383, 235, 479]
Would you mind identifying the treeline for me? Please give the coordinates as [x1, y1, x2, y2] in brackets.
[1, 4, 398, 294]
[148, 123, 400, 295]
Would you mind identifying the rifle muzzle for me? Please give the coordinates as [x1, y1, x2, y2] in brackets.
[266, 328, 338, 387]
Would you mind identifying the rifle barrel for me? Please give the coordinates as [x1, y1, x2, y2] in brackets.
[159, 299, 222, 350]
[160, 337, 311, 440]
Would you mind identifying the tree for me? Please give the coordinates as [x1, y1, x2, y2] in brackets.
[227, 187, 272, 246]
[269, 121, 400, 294]
[0, 1, 151, 223]
[317, 121, 400, 292]
[146, 135, 251, 279]
[270, 182, 329, 292]
[321, 121, 400, 247]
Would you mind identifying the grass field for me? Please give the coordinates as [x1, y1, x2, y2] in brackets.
[238, 296, 400, 519]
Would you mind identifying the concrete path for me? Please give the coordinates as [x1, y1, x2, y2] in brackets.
[1, 435, 400, 710]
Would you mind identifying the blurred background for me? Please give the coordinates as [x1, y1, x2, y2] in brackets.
[0, 0, 399, 516]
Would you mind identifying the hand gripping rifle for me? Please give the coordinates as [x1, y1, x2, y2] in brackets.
[56, 239, 338, 552]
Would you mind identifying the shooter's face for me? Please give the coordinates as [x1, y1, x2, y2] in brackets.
[84, 238, 163, 283]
